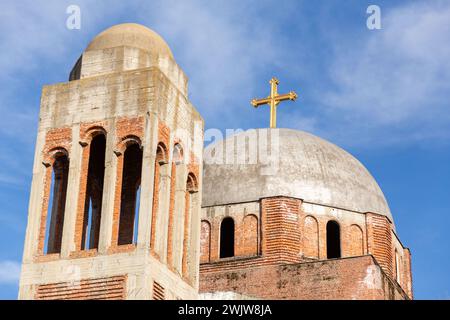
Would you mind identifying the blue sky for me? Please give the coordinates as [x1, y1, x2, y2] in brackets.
[0, 0, 449, 299]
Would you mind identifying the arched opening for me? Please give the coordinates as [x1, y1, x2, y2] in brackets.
[118, 142, 143, 245]
[220, 217, 235, 258]
[303, 216, 319, 259]
[200, 220, 211, 263]
[326, 220, 341, 259]
[81, 134, 106, 250]
[45, 152, 69, 254]
[241, 215, 258, 256]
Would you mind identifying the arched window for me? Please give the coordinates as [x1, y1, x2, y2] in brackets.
[326, 220, 341, 259]
[81, 134, 106, 250]
[200, 220, 211, 263]
[303, 216, 319, 259]
[241, 215, 258, 256]
[45, 152, 69, 254]
[220, 217, 235, 258]
[118, 142, 143, 245]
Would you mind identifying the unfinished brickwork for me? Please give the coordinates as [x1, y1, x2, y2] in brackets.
[199, 128, 413, 300]
[19, 24, 203, 300]
[200, 255, 409, 300]
[35, 275, 127, 300]
[199, 197, 412, 300]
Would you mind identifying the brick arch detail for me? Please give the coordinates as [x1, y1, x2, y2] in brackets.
[303, 215, 319, 259]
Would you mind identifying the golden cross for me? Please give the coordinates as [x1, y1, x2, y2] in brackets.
[251, 77, 298, 128]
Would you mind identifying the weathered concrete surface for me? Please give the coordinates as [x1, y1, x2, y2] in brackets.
[202, 128, 393, 223]
[19, 23, 203, 300]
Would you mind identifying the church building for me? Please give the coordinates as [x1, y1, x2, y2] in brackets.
[18, 23, 413, 300]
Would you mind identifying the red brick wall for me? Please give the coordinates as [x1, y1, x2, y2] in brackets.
[200, 255, 409, 300]
[366, 213, 393, 278]
[348, 224, 364, 257]
[166, 162, 177, 268]
[238, 214, 258, 257]
[261, 197, 302, 263]
[74, 122, 107, 252]
[38, 127, 72, 256]
[35, 275, 127, 300]
[302, 215, 319, 259]
[110, 117, 144, 248]
[200, 197, 413, 300]
[402, 248, 413, 299]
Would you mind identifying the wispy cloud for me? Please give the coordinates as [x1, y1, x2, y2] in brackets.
[134, 0, 302, 130]
[0, 261, 21, 285]
[318, 0, 450, 147]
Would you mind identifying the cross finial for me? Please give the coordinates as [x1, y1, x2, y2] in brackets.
[251, 77, 298, 128]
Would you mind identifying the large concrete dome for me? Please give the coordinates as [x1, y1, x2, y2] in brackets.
[202, 128, 393, 223]
[86, 23, 174, 59]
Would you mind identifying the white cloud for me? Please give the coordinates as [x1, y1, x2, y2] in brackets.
[0, 261, 21, 284]
[134, 0, 300, 130]
[0, 0, 127, 186]
[320, 1, 450, 147]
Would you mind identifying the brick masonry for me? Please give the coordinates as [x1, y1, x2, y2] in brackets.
[200, 255, 409, 300]
[19, 25, 204, 300]
[35, 275, 127, 300]
[199, 196, 413, 300]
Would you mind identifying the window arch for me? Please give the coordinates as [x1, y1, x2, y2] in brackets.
[44, 150, 70, 254]
[173, 143, 183, 164]
[326, 220, 341, 259]
[220, 217, 235, 258]
[303, 216, 319, 259]
[81, 133, 106, 250]
[117, 142, 143, 245]
[241, 214, 258, 256]
[349, 224, 364, 256]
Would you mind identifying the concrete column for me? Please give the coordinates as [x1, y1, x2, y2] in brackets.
[172, 165, 187, 273]
[98, 123, 116, 253]
[136, 112, 158, 248]
[22, 130, 46, 262]
[60, 126, 81, 257]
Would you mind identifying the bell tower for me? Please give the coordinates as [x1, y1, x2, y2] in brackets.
[19, 23, 203, 300]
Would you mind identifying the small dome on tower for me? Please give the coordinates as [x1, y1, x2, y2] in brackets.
[85, 23, 174, 59]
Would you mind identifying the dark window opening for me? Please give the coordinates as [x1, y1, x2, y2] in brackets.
[118, 143, 143, 245]
[220, 217, 235, 258]
[326, 220, 341, 259]
[45, 154, 69, 254]
[81, 134, 106, 250]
